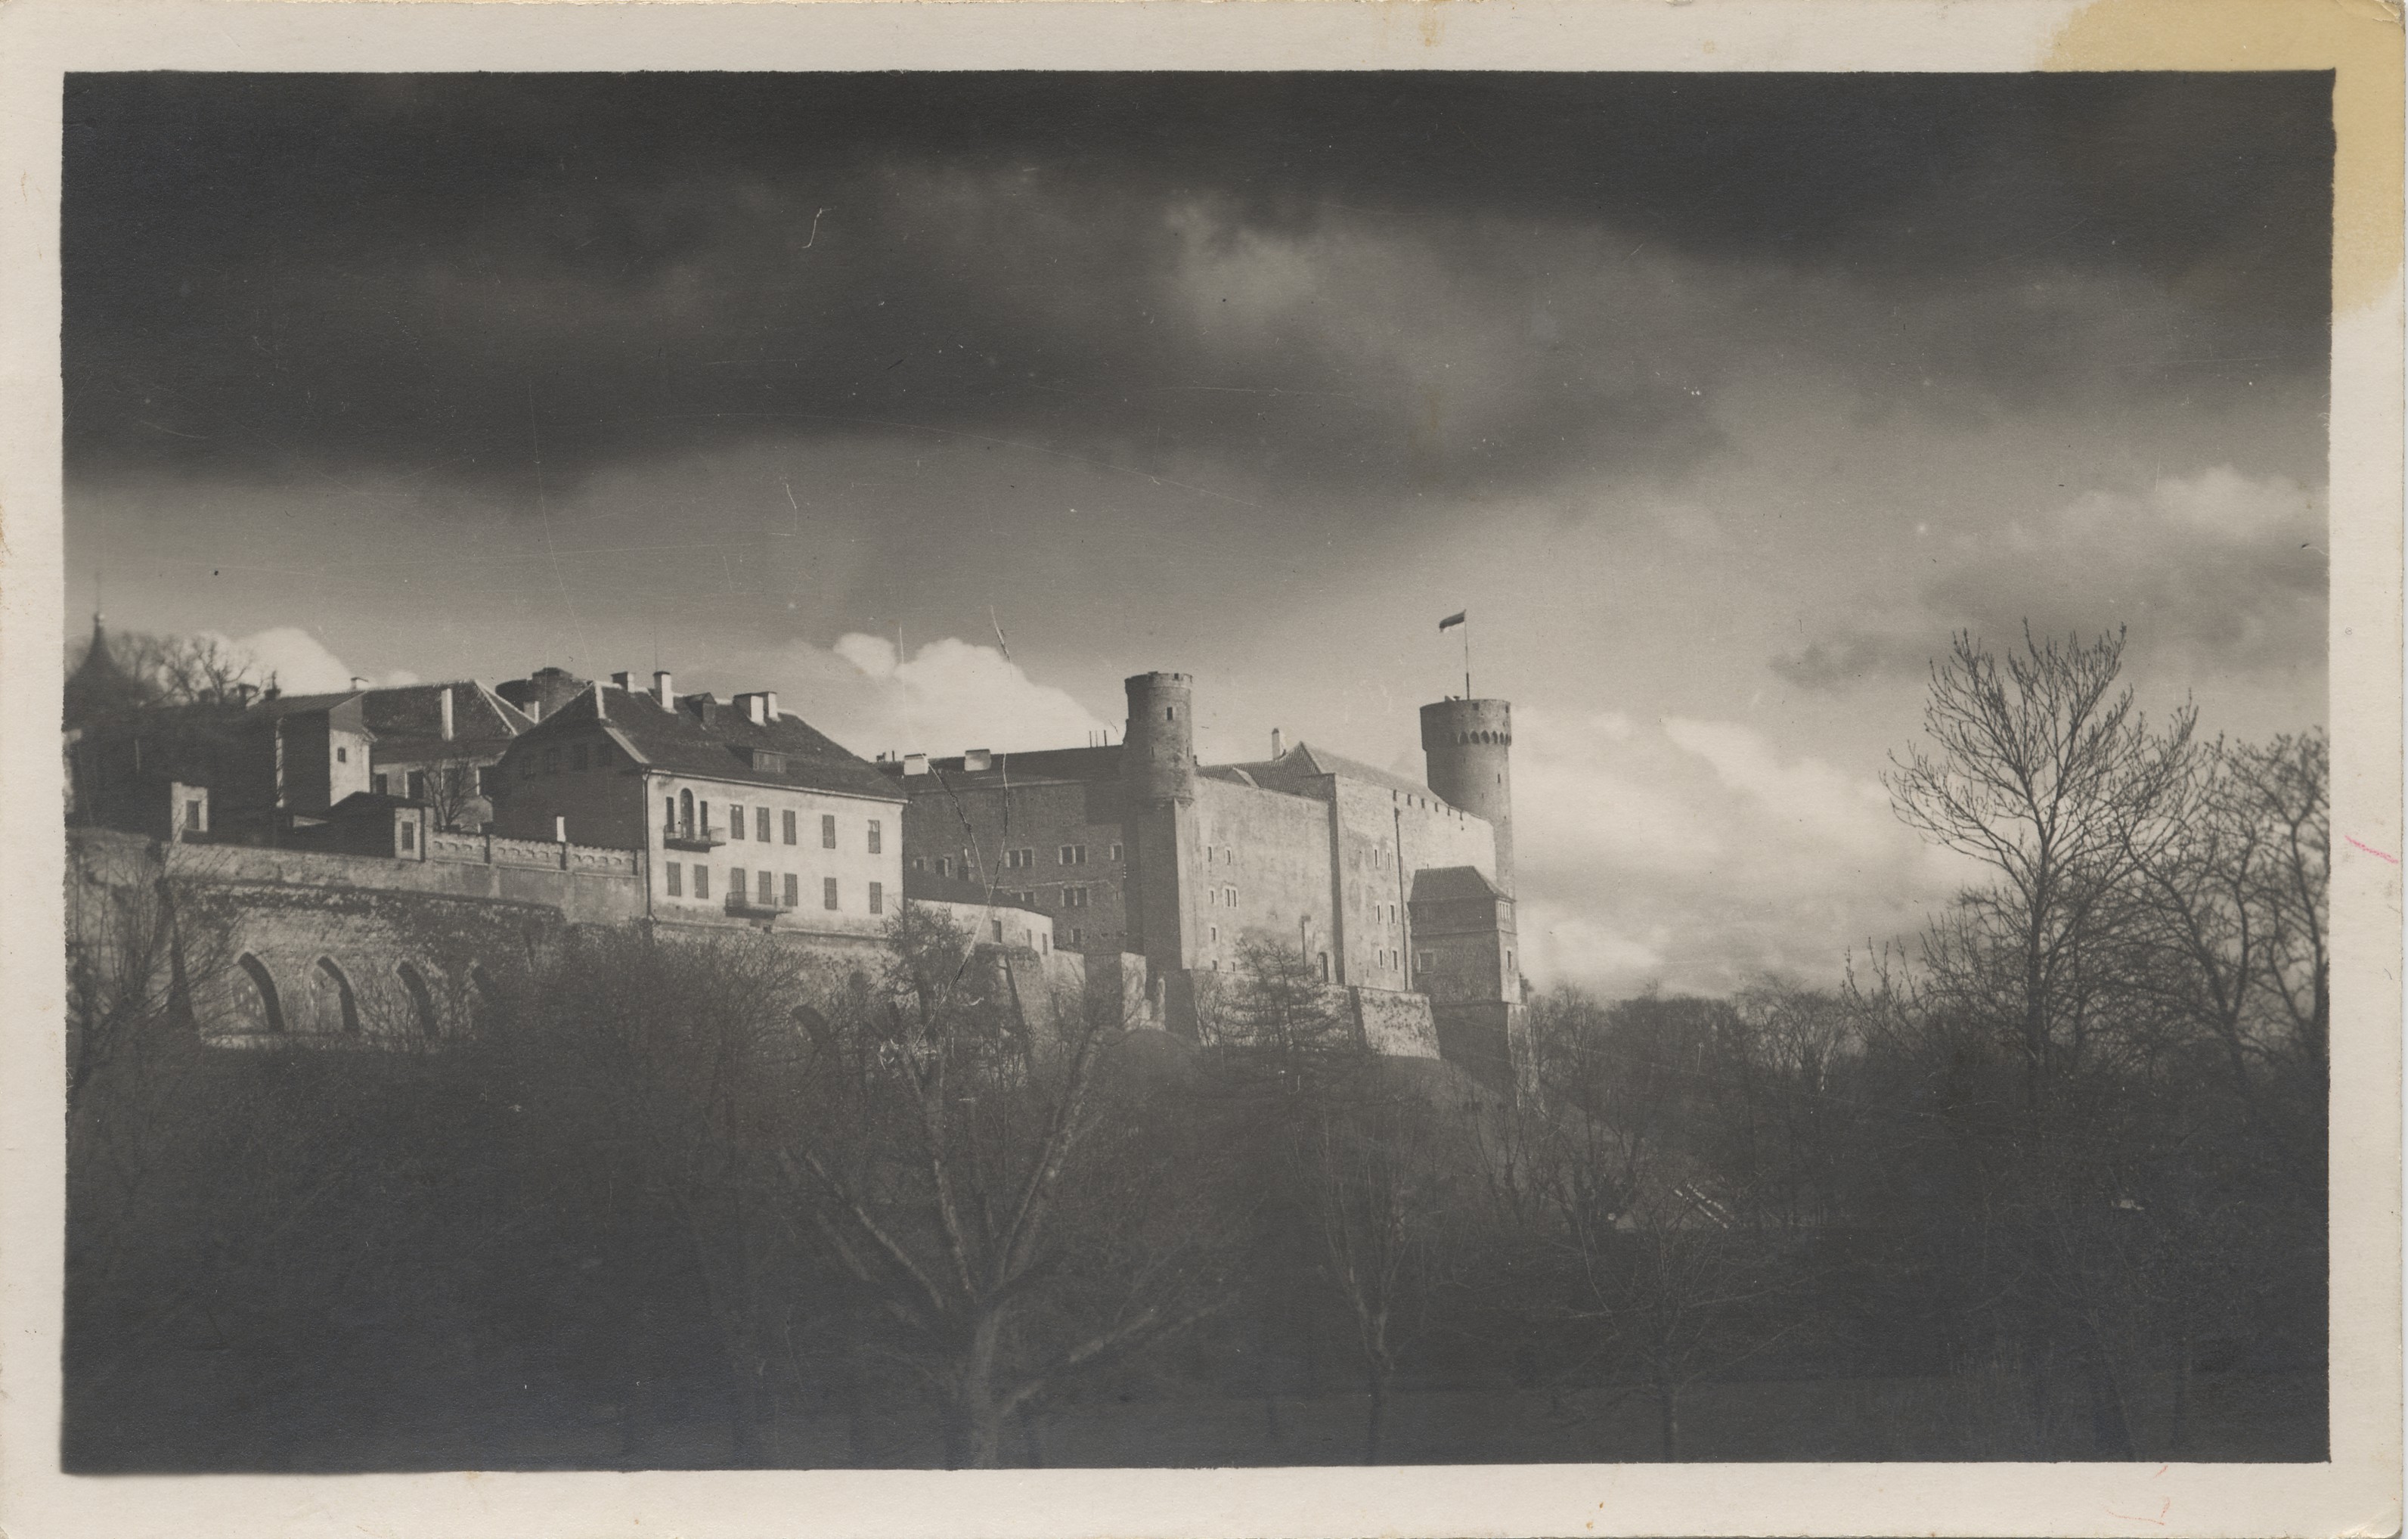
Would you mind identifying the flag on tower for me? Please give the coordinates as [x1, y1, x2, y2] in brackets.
[1438, 610, 1467, 631]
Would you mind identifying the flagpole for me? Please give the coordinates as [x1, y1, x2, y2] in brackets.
[1462, 614, 1472, 700]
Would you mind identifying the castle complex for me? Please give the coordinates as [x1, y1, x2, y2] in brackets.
[876, 672, 1523, 1074]
[67, 625, 1526, 1084]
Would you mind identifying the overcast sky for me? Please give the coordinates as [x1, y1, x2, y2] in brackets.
[63, 71, 2332, 994]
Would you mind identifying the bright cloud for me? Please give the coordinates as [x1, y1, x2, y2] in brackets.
[214, 626, 420, 694]
[1511, 706, 1964, 998]
[783, 634, 1113, 760]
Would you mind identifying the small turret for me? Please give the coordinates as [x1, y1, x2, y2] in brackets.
[1123, 672, 1197, 806]
[1421, 697, 1514, 897]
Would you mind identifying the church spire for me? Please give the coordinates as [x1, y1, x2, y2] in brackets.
[64, 610, 147, 732]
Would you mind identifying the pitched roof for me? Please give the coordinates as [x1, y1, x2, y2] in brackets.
[1215, 741, 1444, 802]
[250, 689, 365, 718]
[328, 790, 426, 816]
[1411, 864, 1501, 904]
[881, 745, 1125, 790]
[515, 684, 903, 802]
[361, 680, 534, 759]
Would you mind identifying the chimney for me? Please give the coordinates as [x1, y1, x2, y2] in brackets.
[349, 675, 367, 691]
[525, 700, 541, 722]
[554, 814, 568, 843]
[611, 671, 634, 691]
[1272, 727, 1285, 757]
[903, 752, 930, 776]
[739, 693, 767, 727]
[654, 671, 673, 708]
[439, 686, 454, 741]
[590, 680, 607, 720]
[963, 749, 992, 772]
[764, 691, 779, 721]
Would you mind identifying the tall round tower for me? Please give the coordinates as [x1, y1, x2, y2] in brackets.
[1421, 697, 1514, 897]
[1123, 672, 1197, 805]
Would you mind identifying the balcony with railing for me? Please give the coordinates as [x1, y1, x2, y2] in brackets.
[663, 819, 725, 852]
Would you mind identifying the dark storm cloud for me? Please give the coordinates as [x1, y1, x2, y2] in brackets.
[1768, 467, 2328, 693]
[1768, 630, 1931, 693]
[65, 72, 2331, 507]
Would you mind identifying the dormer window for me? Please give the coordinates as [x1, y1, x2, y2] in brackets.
[742, 746, 788, 775]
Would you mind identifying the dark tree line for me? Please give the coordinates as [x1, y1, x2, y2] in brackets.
[64, 627, 2326, 1468]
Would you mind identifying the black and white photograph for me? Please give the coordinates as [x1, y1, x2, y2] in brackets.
[5, 2, 2401, 1534]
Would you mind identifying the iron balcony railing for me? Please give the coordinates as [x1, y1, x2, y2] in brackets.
[662, 821, 726, 852]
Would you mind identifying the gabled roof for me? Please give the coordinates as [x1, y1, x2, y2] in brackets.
[328, 790, 426, 816]
[1215, 741, 1446, 803]
[882, 745, 1124, 790]
[249, 689, 366, 719]
[362, 680, 534, 759]
[513, 684, 903, 802]
[1411, 864, 1501, 904]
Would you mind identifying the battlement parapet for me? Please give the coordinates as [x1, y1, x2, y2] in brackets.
[423, 829, 639, 875]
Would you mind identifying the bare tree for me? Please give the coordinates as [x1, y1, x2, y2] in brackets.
[783, 903, 1235, 1466]
[62, 836, 373, 1447]
[1291, 1087, 1467, 1463]
[1207, 932, 1363, 1091]
[73, 628, 262, 711]
[1885, 627, 2196, 1128]
[502, 928, 820, 1460]
[414, 759, 485, 832]
[1493, 993, 1805, 1460]
[1880, 628, 2206, 1458]
[148, 633, 263, 706]
[2135, 731, 2329, 1105]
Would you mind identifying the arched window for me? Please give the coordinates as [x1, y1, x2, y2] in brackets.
[678, 788, 695, 835]
[396, 962, 439, 1040]
[312, 957, 360, 1035]
[235, 953, 286, 1033]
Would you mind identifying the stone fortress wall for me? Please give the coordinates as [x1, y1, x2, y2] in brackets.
[68, 827, 1096, 1051]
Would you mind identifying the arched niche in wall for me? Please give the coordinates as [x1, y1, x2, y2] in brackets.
[466, 963, 498, 1032]
[396, 961, 440, 1041]
[234, 952, 286, 1034]
[311, 956, 361, 1035]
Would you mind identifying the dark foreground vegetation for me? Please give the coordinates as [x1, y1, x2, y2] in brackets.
[64, 630, 2326, 1468]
